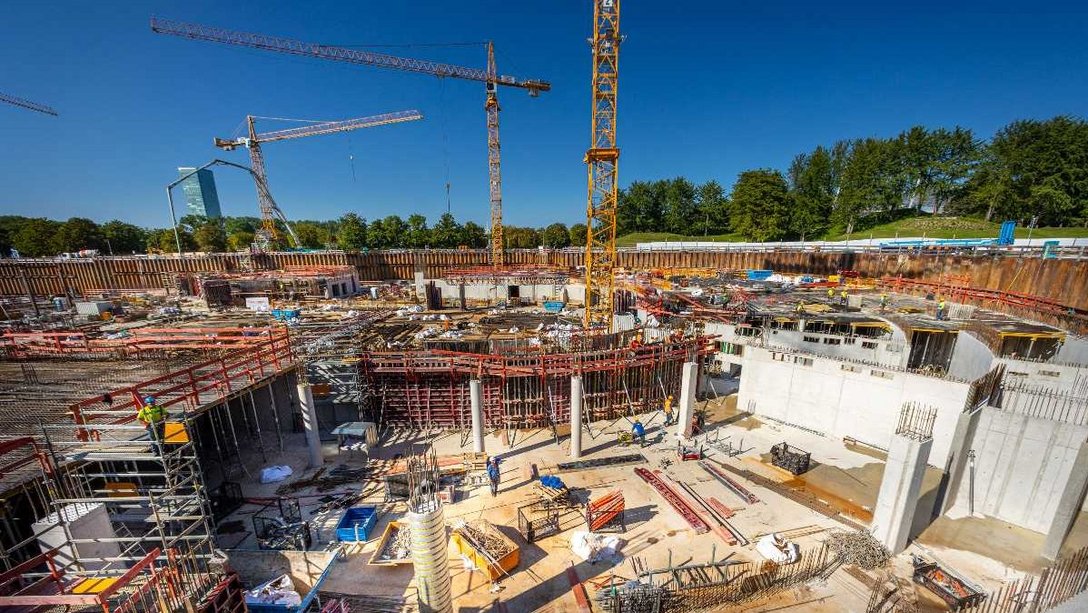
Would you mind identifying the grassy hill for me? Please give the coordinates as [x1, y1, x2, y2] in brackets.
[618, 217, 1088, 246]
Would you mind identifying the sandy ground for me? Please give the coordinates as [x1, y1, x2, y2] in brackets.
[214, 384, 1084, 612]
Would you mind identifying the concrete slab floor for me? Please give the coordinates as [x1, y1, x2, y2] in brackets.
[211, 392, 1078, 611]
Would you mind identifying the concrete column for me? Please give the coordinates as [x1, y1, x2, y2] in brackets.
[469, 379, 485, 454]
[871, 433, 932, 554]
[677, 362, 698, 439]
[570, 375, 583, 459]
[296, 382, 323, 468]
[1043, 441, 1088, 560]
[937, 407, 982, 515]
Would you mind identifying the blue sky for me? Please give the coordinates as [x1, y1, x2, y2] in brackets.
[2, 1, 1086, 229]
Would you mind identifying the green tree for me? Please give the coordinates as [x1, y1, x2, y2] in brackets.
[542, 223, 571, 248]
[53, 217, 104, 253]
[568, 223, 588, 247]
[954, 116, 1087, 225]
[227, 230, 256, 251]
[292, 221, 330, 248]
[787, 147, 835, 240]
[662, 178, 697, 234]
[146, 228, 196, 253]
[224, 217, 259, 235]
[405, 214, 430, 248]
[834, 138, 904, 233]
[336, 213, 367, 250]
[617, 180, 665, 234]
[730, 170, 790, 241]
[369, 215, 408, 248]
[193, 220, 227, 252]
[101, 220, 147, 254]
[431, 213, 463, 248]
[12, 218, 61, 257]
[695, 180, 730, 235]
[462, 221, 487, 248]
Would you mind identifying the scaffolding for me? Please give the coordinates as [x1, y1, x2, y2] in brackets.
[0, 415, 227, 612]
[0, 328, 296, 611]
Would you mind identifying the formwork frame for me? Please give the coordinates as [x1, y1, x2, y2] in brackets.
[359, 338, 711, 430]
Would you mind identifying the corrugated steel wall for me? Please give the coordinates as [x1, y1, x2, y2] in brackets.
[1, 250, 1085, 311]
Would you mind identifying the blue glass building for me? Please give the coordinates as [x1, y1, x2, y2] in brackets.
[177, 167, 222, 218]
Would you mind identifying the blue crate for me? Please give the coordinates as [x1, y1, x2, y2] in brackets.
[271, 308, 301, 321]
[543, 301, 566, 313]
[335, 506, 378, 542]
[746, 269, 773, 281]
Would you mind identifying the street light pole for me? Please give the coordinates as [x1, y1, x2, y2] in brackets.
[166, 186, 183, 254]
[167, 159, 261, 256]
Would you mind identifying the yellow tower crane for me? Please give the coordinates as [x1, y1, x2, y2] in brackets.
[213, 110, 422, 248]
[584, 0, 621, 330]
[151, 18, 549, 265]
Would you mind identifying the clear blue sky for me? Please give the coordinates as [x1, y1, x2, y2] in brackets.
[2, 1, 1086, 229]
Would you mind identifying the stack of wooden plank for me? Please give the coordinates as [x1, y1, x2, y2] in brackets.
[587, 490, 625, 532]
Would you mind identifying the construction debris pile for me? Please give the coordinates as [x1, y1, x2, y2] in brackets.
[826, 530, 891, 569]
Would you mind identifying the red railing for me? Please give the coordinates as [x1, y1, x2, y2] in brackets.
[881, 277, 1088, 332]
[0, 326, 287, 358]
[68, 329, 296, 437]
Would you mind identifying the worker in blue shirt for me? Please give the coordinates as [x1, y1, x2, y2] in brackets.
[486, 457, 501, 497]
[632, 420, 646, 446]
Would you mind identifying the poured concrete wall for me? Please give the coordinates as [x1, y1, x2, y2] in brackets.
[763, 328, 907, 368]
[947, 407, 1088, 533]
[999, 360, 1088, 394]
[1056, 335, 1088, 366]
[947, 331, 995, 381]
[737, 346, 970, 465]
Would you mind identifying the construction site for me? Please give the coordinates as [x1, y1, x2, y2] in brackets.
[3, 3, 1088, 613]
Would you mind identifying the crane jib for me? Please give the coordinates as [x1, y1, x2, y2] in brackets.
[150, 18, 549, 93]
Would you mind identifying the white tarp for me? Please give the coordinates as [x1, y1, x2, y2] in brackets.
[756, 534, 799, 564]
[571, 530, 623, 563]
[259, 465, 293, 484]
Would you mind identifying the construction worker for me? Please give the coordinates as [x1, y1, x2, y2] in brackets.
[136, 396, 168, 451]
[827, 287, 835, 300]
[840, 289, 848, 306]
[936, 298, 948, 321]
[879, 293, 889, 312]
[486, 457, 501, 497]
[795, 300, 806, 314]
[632, 420, 646, 447]
[662, 396, 675, 426]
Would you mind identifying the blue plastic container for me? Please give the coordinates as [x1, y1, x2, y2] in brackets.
[543, 301, 565, 313]
[335, 506, 378, 542]
[747, 269, 773, 281]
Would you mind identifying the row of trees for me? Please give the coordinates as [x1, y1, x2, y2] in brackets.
[618, 116, 1088, 241]
[0, 212, 591, 257]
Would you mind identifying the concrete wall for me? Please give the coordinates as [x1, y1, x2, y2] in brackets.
[1056, 335, 1088, 366]
[764, 328, 907, 369]
[999, 360, 1088, 395]
[947, 331, 995, 381]
[433, 280, 584, 305]
[947, 407, 1088, 533]
[737, 346, 971, 465]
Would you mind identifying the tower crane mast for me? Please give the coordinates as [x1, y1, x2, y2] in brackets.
[584, 0, 621, 330]
[151, 17, 549, 266]
[214, 110, 422, 248]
